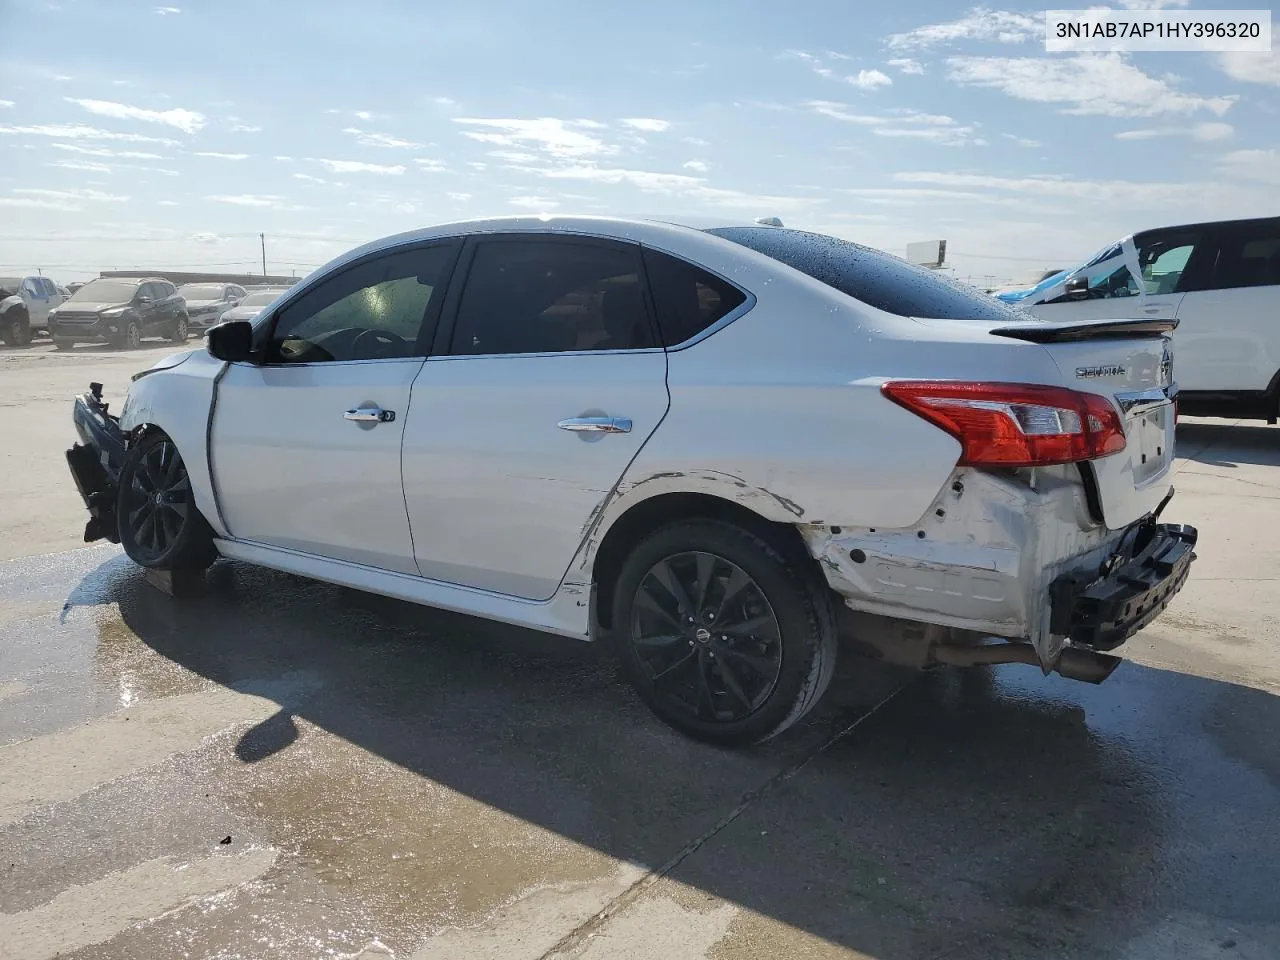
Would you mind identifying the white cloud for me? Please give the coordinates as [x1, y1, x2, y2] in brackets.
[353, 110, 376, 121]
[683, 159, 710, 173]
[453, 117, 614, 159]
[945, 53, 1236, 117]
[1115, 122, 1233, 141]
[847, 69, 892, 90]
[50, 143, 164, 159]
[683, 136, 709, 147]
[886, 8, 1039, 50]
[342, 127, 425, 149]
[293, 173, 327, 183]
[0, 100, 13, 108]
[48, 159, 111, 173]
[620, 118, 670, 132]
[509, 195, 560, 210]
[806, 103, 982, 144]
[886, 58, 925, 75]
[17, 187, 127, 202]
[1218, 149, 1280, 186]
[1116, 0, 1190, 8]
[446, 191, 471, 201]
[489, 149, 541, 163]
[0, 123, 178, 145]
[413, 157, 447, 172]
[0, 196, 80, 210]
[153, 5, 181, 13]
[194, 151, 249, 159]
[206, 194, 294, 208]
[1217, 49, 1280, 86]
[66, 97, 205, 133]
[273, 155, 293, 161]
[468, 161, 487, 170]
[158, 200, 179, 206]
[1001, 133, 1042, 147]
[784, 50, 893, 90]
[434, 96, 458, 107]
[54, 75, 72, 82]
[230, 123, 262, 133]
[312, 158, 405, 174]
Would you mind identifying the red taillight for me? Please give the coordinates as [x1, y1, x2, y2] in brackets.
[881, 381, 1127, 467]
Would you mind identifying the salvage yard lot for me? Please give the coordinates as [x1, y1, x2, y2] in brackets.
[1, 339, 1279, 959]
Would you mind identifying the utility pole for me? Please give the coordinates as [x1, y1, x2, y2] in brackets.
[259, 233, 267, 277]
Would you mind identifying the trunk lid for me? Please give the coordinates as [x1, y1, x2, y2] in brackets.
[990, 317, 1177, 529]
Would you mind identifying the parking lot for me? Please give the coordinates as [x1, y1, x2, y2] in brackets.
[2, 339, 1279, 959]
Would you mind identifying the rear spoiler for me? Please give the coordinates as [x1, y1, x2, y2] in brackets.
[989, 317, 1177, 344]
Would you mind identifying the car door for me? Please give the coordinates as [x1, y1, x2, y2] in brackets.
[132, 283, 159, 332]
[402, 234, 670, 599]
[209, 240, 460, 574]
[1172, 220, 1280, 393]
[21, 278, 51, 328]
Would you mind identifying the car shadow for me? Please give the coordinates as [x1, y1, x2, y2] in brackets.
[69, 555, 1280, 957]
[1177, 421, 1280, 469]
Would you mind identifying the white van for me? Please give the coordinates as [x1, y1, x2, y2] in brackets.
[1015, 217, 1280, 423]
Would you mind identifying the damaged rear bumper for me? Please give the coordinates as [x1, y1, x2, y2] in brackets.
[1050, 522, 1197, 651]
[67, 383, 127, 543]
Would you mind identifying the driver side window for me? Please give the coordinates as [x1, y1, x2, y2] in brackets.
[268, 243, 457, 364]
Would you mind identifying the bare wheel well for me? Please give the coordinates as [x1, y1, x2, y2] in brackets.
[592, 492, 820, 631]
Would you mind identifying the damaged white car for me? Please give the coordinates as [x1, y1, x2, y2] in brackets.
[66, 217, 1197, 745]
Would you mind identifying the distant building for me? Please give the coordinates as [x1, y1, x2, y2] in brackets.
[99, 269, 302, 287]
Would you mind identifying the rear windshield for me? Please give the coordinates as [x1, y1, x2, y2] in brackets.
[705, 226, 1025, 321]
[241, 292, 281, 307]
[177, 283, 226, 300]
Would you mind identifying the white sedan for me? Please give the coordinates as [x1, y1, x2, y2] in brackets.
[66, 216, 1197, 745]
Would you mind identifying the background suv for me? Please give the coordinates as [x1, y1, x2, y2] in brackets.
[0, 275, 66, 346]
[48, 277, 190, 350]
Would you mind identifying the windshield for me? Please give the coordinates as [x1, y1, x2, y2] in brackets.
[241, 292, 282, 307]
[177, 283, 227, 300]
[68, 280, 139, 303]
[706, 227, 1025, 321]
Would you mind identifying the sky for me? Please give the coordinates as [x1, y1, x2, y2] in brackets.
[0, 0, 1277, 287]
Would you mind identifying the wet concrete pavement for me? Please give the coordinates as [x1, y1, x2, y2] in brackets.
[1, 339, 1279, 958]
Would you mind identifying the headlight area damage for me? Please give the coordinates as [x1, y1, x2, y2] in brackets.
[65, 382, 128, 544]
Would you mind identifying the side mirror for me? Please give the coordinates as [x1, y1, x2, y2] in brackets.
[206, 320, 254, 362]
[1064, 276, 1090, 301]
[137, 295, 153, 305]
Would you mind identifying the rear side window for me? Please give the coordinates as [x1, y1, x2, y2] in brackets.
[449, 239, 653, 356]
[705, 226, 1024, 321]
[1212, 221, 1280, 290]
[642, 247, 747, 346]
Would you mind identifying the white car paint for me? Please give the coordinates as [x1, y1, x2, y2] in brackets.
[1023, 217, 1280, 402]
[115, 215, 1186, 672]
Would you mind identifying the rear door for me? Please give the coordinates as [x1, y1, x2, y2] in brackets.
[1172, 220, 1280, 392]
[21, 278, 52, 328]
[402, 234, 670, 599]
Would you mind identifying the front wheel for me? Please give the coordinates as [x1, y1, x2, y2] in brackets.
[612, 518, 837, 746]
[169, 314, 189, 342]
[117, 320, 142, 349]
[116, 431, 217, 570]
[53, 338, 74, 351]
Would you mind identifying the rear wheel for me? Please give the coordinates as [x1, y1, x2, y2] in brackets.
[116, 431, 217, 570]
[2, 312, 30, 346]
[169, 314, 189, 342]
[612, 518, 837, 746]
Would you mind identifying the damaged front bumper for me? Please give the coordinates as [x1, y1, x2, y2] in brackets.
[66, 382, 127, 544]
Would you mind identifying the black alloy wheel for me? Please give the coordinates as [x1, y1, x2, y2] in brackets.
[613, 519, 837, 746]
[117, 433, 216, 570]
[631, 551, 784, 724]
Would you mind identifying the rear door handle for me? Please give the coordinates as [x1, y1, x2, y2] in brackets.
[558, 416, 632, 434]
[345, 406, 396, 423]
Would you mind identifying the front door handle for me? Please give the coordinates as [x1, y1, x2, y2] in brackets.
[344, 406, 396, 423]
[558, 416, 632, 434]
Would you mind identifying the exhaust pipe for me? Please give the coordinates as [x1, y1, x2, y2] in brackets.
[932, 642, 1122, 684]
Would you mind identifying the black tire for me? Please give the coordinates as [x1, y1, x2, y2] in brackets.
[169, 314, 189, 342]
[116, 431, 217, 571]
[53, 338, 74, 351]
[612, 518, 837, 746]
[2, 312, 30, 347]
[120, 320, 142, 350]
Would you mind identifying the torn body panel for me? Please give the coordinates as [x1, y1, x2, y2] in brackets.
[801, 465, 1122, 667]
